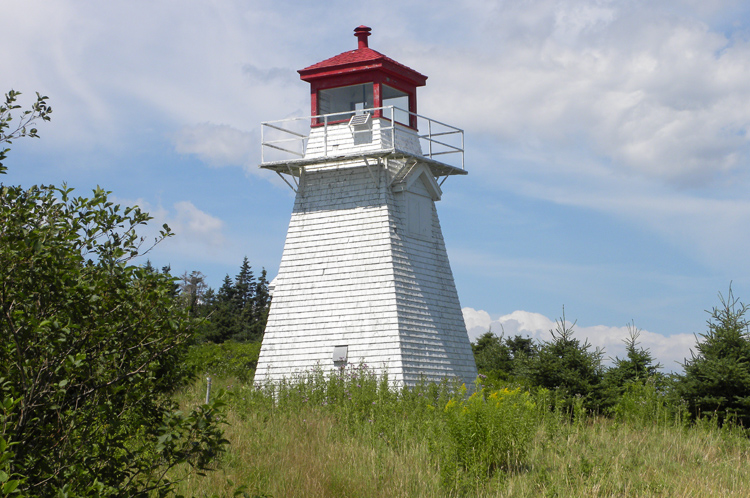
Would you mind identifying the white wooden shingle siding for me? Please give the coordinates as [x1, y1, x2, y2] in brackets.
[304, 118, 423, 159]
[255, 121, 477, 388]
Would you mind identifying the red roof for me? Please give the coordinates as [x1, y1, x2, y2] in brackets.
[298, 42, 427, 87]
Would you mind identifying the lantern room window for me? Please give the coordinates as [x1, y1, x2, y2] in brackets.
[318, 83, 374, 122]
[382, 85, 410, 126]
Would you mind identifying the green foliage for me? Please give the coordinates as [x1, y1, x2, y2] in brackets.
[602, 322, 665, 407]
[472, 331, 513, 379]
[187, 258, 271, 344]
[0, 93, 227, 496]
[523, 310, 605, 412]
[678, 287, 750, 426]
[186, 342, 262, 382]
[0, 431, 25, 497]
[0, 90, 51, 174]
[440, 385, 537, 489]
[241, 366, 540, 493]
[611, 378, 684, 427]
[472, 331, 537, 390]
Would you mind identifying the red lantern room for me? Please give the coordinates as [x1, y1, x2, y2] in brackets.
[298, 26, 427, 129]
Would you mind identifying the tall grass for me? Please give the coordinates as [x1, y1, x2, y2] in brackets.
[172, 368, 750, 497]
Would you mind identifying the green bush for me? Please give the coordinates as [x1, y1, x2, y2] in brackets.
[523, 313, 605, 412]
[0, 91, 228, 496]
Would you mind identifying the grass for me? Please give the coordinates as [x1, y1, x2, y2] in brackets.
[171, 368, 750, 497]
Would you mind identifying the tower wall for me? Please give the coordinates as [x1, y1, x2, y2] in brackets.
[255, 121, 476, 388]
[254, 163, 406, 384]
[390, 167, 477, 386]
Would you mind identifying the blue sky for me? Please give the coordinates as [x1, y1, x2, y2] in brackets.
[4, 0, 750, 371]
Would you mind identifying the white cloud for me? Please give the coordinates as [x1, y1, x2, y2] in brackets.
[414, 0, 750, 188]
[173, 123, 257, 169]
[167, 201, 226, 246]
[112, 197, 229, 261]
[463, 307, 694, 372]
[7, 0, 749, 187]
[462, 307, 492, 332]
[172, 123, 296, 187]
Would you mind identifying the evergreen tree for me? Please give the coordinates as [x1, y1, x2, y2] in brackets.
[255, 268, 270, 309]
[234, 256, 255, 310]
[143, 259, 155, 273]
[678, 288, 750, 425]
[524, 310, 604, 410]
[161, 264, 180, 298]
[217, 273, 236, 303]
[472, 331, 514, 380]
[180, 270, 207, 313]
[187, 260, 272, 344]
[506, 334, 535, 359]
[232, 257, 257, 341]
[206, 274, 240, 343]
[603, 322, 664, 403]
[252, 268, 271, 340]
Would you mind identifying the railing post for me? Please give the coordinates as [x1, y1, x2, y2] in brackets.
[324, 114, 328, 158]
[391, 106, 396, 151]
[428, 120, 433, 159]
[461, 130, 465, 169]
[261, 124, 265, 164]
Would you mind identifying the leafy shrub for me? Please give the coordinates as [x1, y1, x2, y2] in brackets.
[0, 92, 228, 496]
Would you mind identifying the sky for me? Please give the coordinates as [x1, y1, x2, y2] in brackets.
[3, 0, 750, 372]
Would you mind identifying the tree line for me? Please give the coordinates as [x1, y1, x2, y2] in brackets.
[472, 293, 750, 427]
[147, 257, 271, 344]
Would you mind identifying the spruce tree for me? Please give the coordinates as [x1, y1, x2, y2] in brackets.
[205, 274, 239, 343]
[234, 257, 255, 308]
[602, 322, 664, 407]
[251, 268, 271, 341]
[679, 288, 750, 425]
[233, 257, 257, 341]
[472, 331, 514, 380]
[524, 310, 605, 410]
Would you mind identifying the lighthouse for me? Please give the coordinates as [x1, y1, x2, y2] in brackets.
[254, 26, 477, 387]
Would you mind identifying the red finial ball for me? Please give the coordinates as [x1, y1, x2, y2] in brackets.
[354, 25, 371, 49]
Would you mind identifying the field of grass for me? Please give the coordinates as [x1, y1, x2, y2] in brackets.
[170, 362, 750, 498]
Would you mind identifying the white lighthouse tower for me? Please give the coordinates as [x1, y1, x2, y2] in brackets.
[254, 26, 477, 387]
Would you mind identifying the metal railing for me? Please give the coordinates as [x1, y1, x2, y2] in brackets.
[260, 106, 464, 170]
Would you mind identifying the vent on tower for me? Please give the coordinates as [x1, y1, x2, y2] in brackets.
[348, 113, 370, 126]
[332, 345, 349, 364]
